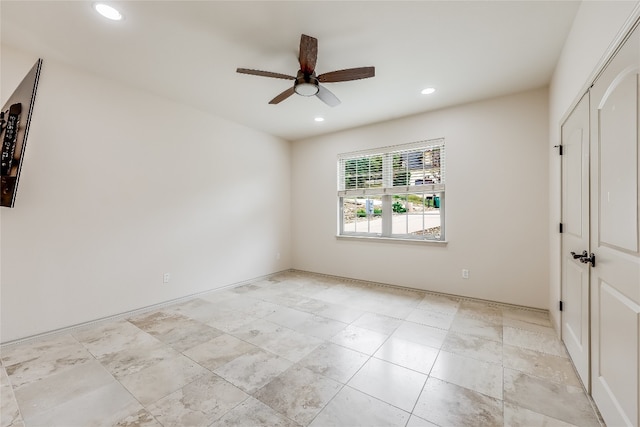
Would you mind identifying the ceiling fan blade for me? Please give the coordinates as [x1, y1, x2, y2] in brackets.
[237, 68, 295, 80]
[318, 67, 375, 83]
[299, 34, 318, 74]
[316, 85, 341, 107]
[269, 86, 296, 104]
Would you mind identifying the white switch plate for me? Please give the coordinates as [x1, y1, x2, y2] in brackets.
[163, 273, 170, 283]
[462, 269, 469, 279]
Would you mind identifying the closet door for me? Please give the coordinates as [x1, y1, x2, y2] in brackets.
[589, 23, 640, 427]
[560, 92, 591, 389]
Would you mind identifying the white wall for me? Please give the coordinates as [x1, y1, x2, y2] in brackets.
[0, 46, 292, 343]
[291, 88, 549, 308]
[547, 1, 639, 332]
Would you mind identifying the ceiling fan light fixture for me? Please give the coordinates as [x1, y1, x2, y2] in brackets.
[295, 82, 319, 96]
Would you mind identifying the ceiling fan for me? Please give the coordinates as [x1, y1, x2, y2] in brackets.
[237, 34, 375, 107]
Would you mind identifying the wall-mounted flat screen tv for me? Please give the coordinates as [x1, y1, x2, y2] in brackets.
[1, 58, 42, 208]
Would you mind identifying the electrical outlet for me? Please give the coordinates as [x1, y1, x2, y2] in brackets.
[462, 269, 469, 279]
[163, 273, 170, 283]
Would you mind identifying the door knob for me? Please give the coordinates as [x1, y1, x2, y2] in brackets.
[571, 250, 588, 259]
[580, 253, 596, 267]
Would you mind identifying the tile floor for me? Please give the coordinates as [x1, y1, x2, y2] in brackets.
[0, 271, 603, 427]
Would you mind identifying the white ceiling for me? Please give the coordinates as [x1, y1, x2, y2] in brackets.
[1, 1, 580, 141]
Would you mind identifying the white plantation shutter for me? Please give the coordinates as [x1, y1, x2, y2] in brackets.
[338, 138, 445, 196]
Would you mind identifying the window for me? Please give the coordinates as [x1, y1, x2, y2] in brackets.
[338, 139, 445, 241]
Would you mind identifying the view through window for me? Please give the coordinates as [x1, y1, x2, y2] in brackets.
[338, 139, 445, 241]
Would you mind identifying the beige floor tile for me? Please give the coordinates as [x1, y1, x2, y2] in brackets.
[147, 372, 249, 427]
[221, 296, 280, 318]
[352, 312, 403, 334]
[430, 350, 503, 399]
[309, 386, 409, 427]
[441, 331, 503, 364]
[504, 368, 600, 426]
[254, 365, 342, 425]
[503, 317, 557, 335]
[330, 325, 388, 355]
[503, 345, 582, 387]
[213, 348, 292, 393]
[416, 294, 460, 315]
[392, 321, 448, 349]
[294, 298, 365, 323]
[450, 315, 503, 342]
[118, 355, 208, 405]
[348, 357, 427, 412]
[183, 333, 261, 371]
[413, 377, 503, 426]
[373, 336, 438, 374]
[231, 320, 323, 362]
[504, 327, 568, 358]
[266, 307, 348, 340]
[1, 334, 83, 367]
[2, 334, 93, 389]
[503, 402, 581, 427]
[406, 414, 438, 426]
[261, 291, 311, 307]
[24, 381, 143, 427]
[169, 296, 225, 314]
[14, 360, 117, 422]
[405, 308, 454, 330]
[203, 308, 260, 333]
[128, 311, 223, 352]
[97, 339, 181, 380]
[297, 342, 369, 383]
[73, 320, 154, 358]
[114, 409, 162, 427]
[361, 301, 415, 319]
[1, 370, 22, 427]
[210, 396, 300, 427]
[457, 300, 503, 324]
[503, 307, 552, 326]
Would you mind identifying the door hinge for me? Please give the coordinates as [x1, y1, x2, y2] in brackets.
[559, 223, 563, 233]
[559, 301, 564, 311]
[554, 144, 563, 155]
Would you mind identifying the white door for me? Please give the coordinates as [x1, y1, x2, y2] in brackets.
[560, 93, 590, 389]
[589, 23, 640, 427]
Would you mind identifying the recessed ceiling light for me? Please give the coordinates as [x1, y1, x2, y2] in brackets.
[94, 3, 123, 21]
[421, 88, 436, 95]
[314, 117, 325, 122]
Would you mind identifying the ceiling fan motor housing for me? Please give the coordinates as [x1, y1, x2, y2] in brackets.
[294, 70, 319, 96]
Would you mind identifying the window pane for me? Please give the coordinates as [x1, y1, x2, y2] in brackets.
[391, 193, 442, 240]
[391, 145, 444, 186]
[392, 153, 410, 186]
[342, 196, 383, 234]
[343, 155, 383, 189]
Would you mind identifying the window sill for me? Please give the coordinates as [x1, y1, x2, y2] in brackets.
[336, 235, 448, 246]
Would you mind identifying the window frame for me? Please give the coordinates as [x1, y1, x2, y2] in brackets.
[337, 138, 446, 242]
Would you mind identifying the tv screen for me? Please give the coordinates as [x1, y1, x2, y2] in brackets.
[1, 58, 42, 207]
